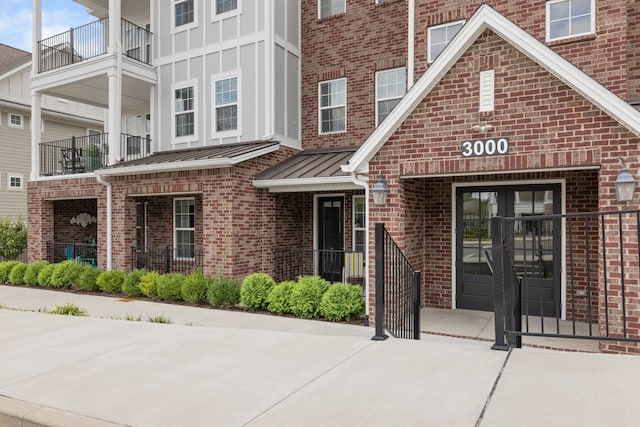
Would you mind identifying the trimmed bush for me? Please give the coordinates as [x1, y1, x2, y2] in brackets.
[181, 270, 212, 304]
[289, 276, 329, 319]
[37, 263, 57, 287]
[96, 270, 125, 294]
[77, 266, 101, 291]
[49, 261, 81, 289]
[64, 262, 87, 289]
[240, 273, 276, 310]
[320, 284, 364, 322]
[0, 261, 19, 283]
[8, 262, 28, 285]
[138, 271, 160, 298]
[24, 261, 49, 286]
[267, 281, 295, 315]
[156, 273, 184, 301]
[122, 269, 146, 297]
[207, 275, 241, 307]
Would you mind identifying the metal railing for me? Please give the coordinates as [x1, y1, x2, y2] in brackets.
[120, 133, 152, 162]
[272, 247, 365, 285]
[47, 242, 97, 265]
[372, 223, 421, 340]
[492, 210, 640, 350]
[39, 133, 108, 176]
[38, 18, 152, 73]
[131, 246, 203, 274]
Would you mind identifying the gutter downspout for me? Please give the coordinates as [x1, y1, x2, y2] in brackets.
[95, 174, 113, 270]
[349, 171, 370, 326]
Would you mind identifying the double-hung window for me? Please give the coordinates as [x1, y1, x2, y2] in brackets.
[547, 0, 594, 41]
[174, 0, 194, 28]
[215, 0, 237, 15]
[428, 20, 464, 63]
[319, 0, 345, 19]
[174, 198, 195, 259]
[174, 83, 196, 141]
[319, 78, 346, 134]
[376, 68, 406, 126]
[213, 75, 239, 134]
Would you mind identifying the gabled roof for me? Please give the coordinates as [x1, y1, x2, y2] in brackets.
[96, 140, 281, 176]
[342, 4, 640, 174]
[253, 146, 363, 192]
[0, 44, 31, 76]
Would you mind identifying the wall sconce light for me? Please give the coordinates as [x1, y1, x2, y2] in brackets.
[70, 213, 97, 228]
[472, 124, 495, 134]
[372, 174, 390, 206]
[615, 157, 637, 203]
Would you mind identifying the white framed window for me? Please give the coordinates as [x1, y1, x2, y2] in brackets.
[479, 70, 495, 112]
[319, 78, 346, 134]
[428, 20, 464, 63]
[213, 0, 240, 20]
[172, 81, 197, 143]
[319, 0, 345, 19]
[547, 0, 594, 41]
[174, 198, 195, 259]
[353, 195, 365, 253]
[8, 114, 23, 129]
[212, 72, 241, 137]
[8, 174, 23, 190]
[173, 0, 196, 30]
[376, 67, 406, 126]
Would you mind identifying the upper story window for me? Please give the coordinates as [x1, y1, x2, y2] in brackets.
[428, 20, 464, 63]
[547, 0, 594, 41]
[8, 114, 23, 129]
[173, 82, 196, 141]
[319, 78, 346, 134]
[174, 0, 195, 28]
[216, 0, 237, 14]
[213, 74, 240, 136]
[376, 67, 406, 126]
[319, 0, 345, 19]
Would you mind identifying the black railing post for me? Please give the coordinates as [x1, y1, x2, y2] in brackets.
[165, 246, 171, 273]
[413, 270, 421, 340]
[504, 222, 522, 348]
[491, 217, 509, 351]
[372, 223, 388, 341]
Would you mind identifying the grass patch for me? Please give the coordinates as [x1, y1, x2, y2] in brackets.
[48, 303, 88, 316]
[147, 314, 172, 324]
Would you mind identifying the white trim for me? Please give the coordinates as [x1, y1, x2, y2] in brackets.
[7, 173, 24, 190]
[211, 0, 242, 22]
[375, 67, 406, 127]
[546, 0, 595, 43]
[318, 77, 347, 135]
[253, 176, 362, 192]
[8, 113, 24, 129]
[172, 0, 198, 33]
[211, 71, 242, 139]
[342, 4, 640, 174]
[352, 195, 366, 252]
[173, 197, 196, 261]
[171, 79, 198, 145]
[427, 19, 465, 63]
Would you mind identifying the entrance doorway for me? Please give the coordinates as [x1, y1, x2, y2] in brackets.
[456, 184, 561, 315]
[317, 196, 344, 282]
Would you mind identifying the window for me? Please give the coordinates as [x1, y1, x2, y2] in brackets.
[319, 78, 346, 134]
[174, 0, 194, 27]
[174, 198, 195, 259]
[173, 83, 196, 140]
[428, 20, 464, 63]
[9, 114, 23, 129]
[215, 0, 237, 15]
[213, 75, 240, 134]
[547, 0, 594, 41]
[376, 68, 406, 126]
[319, 0, 345, 18]
[353, 196, 365, 253]
[479, 70, 495, 112]
[8, 174, 22, 190]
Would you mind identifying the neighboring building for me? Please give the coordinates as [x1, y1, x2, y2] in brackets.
[27, 0, 640, 353]
[0, 43, 103, 220]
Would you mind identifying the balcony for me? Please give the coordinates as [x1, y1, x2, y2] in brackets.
[39, 133, 152, 177]
[38, 18, 152, 73]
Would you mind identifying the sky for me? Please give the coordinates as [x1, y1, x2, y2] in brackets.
[0, 0, 91, 52]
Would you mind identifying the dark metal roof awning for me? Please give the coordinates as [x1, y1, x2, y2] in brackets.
[253, 146, 364, 192]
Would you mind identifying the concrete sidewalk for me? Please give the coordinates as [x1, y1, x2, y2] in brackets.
[1, 285, 639, 426]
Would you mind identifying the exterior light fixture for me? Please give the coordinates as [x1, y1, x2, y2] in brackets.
[472, 124, 495, 134]
[372, 174, 390, 206]
[615, 157, 637, 203]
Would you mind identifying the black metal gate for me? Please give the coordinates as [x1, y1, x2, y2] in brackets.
[372, 223, 421, 340]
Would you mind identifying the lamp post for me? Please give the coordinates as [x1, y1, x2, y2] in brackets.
[615, 158, 637, 203]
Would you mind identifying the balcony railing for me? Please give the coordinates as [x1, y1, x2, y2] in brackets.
[38, 18, 152, 73]
[120, 133, 152, 162]
[272, 248, 365, 286]
[47, 241, 97, 265]
[40, 133, 109, 176]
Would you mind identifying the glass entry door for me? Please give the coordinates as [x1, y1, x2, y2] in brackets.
[456, 185, 561, 314]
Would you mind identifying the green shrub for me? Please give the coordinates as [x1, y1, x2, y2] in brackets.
[24, 261, 49, 286]
[156, 273, 184, 301]
[0, 261, 19, 283]
[320, 283, 364, 322]
[49, 302, 87, 316]
[267, 281, 295, 315]
[207, 275, 241, 307]
[139, 271, 161, 298]
[37, 263, 57, 287]
[8, 262, 28, 285]
[64, 262, 86, 289]
[289, 276, 329, 319]
[49, 261, 79, 288]
[96, 270, 125, 294]
[181, 270, 212, 304]
[240, 273, 276, 310]
[122, 269, 146, 297]
[77, 266, 101, 291]
[0, 218, 27, 260]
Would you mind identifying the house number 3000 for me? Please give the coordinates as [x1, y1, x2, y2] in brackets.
[461, 138, 509, 158]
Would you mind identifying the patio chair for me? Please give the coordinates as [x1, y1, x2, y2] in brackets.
[64, 245, 74, 260]
[60, 147, 85, 173]
[344, 252, 364, 287]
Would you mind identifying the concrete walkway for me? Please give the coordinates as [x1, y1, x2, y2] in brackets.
[1, 285, 639, 426]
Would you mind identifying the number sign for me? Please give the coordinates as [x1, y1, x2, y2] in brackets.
[461, 138, 509, 158]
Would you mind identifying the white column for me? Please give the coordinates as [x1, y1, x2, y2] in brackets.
[30, 93, 42, 180]
[107, 69, 121, 165]
[32, 0, 41, 70]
